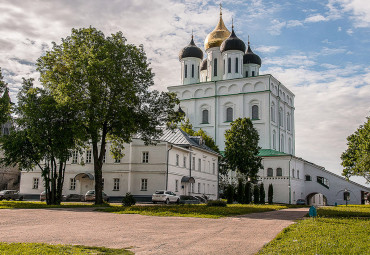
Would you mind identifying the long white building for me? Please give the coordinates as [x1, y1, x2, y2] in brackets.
[20, 129, 219, 201]
[168, 10, 369, 205]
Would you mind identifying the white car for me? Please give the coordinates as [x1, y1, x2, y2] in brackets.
[152, 190, 180, 204]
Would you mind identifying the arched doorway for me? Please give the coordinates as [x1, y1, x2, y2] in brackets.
[306, 192, 327, 206]
[75, 173, 94, 195]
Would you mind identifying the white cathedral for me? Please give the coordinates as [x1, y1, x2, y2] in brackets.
[168, 9, 369, 205]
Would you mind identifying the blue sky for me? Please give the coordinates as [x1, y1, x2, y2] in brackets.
[0, 0, 369, 187]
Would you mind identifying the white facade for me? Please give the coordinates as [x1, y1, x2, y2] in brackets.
[20, 129, 219, 201]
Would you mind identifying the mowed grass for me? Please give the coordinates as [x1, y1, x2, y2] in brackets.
[258, 205, 370, 254]
[99, 204, 290, 218]
[0, 201, 110, 209]
[0, 242, 133, 255]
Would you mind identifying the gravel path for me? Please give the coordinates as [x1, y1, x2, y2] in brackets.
[0, 207, 308, 254]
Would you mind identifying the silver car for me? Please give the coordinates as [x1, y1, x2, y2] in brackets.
[152, 190, 180, 204]
[0, 190, 23, 201]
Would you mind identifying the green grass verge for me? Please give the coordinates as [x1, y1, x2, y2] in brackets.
[0, 201, 110, 209]
[0, 242, 133, 255]
[99, 204, 290, 218]
[259, 205, 370, 254]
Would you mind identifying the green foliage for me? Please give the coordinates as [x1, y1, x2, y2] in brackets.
[244, 182, 252, 204]
[259, 183, 265, 204]
[0, 242, 132, 254]
[101, 204, 290, 218]
[253, 184, 260, 204]
[0, 68, 11, 125]
[224, 184, 235, 204]
[122, 192, 136, 207]
[0, 79, 82, 205]
[268, 183, 273, 204]
[224, 118, 263, 178]
[237, 179, 244, 203]
[341, 117, 370, 183]
[317, 205, 370, 218]
[37, 27, 182, 204]
[206, 200, 227, 207]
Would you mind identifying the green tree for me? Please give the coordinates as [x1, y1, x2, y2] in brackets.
[225, 184, 235, 204]
[268, 183, 273, 204]
[0, 79, 82, 205]
[253, 184, 259, 204]
[37, 27, 181, 204]
[244, 181, 252, 204]
[259, 183, 265, 204]
[0, 68, 11, 125]
[237, 178, 244, 203]
[341, 117, 370, 183]
[224, 118, 263, 179]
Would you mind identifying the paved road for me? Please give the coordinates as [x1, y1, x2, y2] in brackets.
[0, 207, 308, 255]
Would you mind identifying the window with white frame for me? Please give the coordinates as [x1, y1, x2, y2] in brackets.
[235, 57, 239, 73]
[202, 109, 209, 124]
[70, 178, 76, 190]
[272, 130, 276, 150]
[226, 107, 233, 122]
[271, 103, 275, 122]
[141, 178, 148, 191]
[191, 64, 194, 78]
[228, 57, 231, 73]
[297, 170, 300, 179]
[281, 134, 284, 152]
[113, 178, 120, 191]
[72, 151, 78, 164]
[267, 168, 273, 177]
[192, 157, 195, 170]
[287, 113, 291, 131]
[276, 168, 282, 176]
[142, 151, 149, 163]
[86, 150, 92, 164]
[185, 64, 187, 78]
[252, 105, 259, 120]
[198, 158, 201, 171]
[175, 180, 178, 192]
[279, 108, 283, 127]
[33, 178, 39, 189]
[292, 169, 295, 178]
[176, 154, 179, 166]
[214, 58, 218, 76]
[183, 156, 187, 168]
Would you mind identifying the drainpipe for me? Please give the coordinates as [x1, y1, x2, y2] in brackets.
[214, 80, 217, 145]
[278, 82, 281, 151]
[288, 155, 293, 204]
[166, 144, 173, 190]
[268, 75, 271, 149]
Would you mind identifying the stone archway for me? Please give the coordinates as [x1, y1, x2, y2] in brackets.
[306, 192, 327, 206]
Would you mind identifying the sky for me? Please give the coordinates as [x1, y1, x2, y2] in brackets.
[0, 0, 369, 187]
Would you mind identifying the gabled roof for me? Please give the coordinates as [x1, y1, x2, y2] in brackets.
[258, 149, 290, 157]
[159, 128, 219, 156]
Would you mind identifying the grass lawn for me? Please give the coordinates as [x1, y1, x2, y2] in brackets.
[0, 242, 133, 255]
[258, 205, 370, 254]
[98, 204, 292, 218]
[0, 201, 110, 209]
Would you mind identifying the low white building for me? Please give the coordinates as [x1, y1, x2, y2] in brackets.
[20, 128, 219, 201]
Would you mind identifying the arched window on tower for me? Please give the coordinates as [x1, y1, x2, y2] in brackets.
[287, 113, 291, 131]
[214, 58, 217, 76]
[223, 59, 225, 74]
[226, 107, 233, 122]
[191, 64, 194, 78]
[252, 105, 259, 120]
[184, 64, 188, 78]
[272, 130, 276, 150]
[228, 58, 231, 73]
[202, 109, 209, 124]
[271, 103, 275, 122]
[235, 58, 239, 73]
[281, 134, 284, 152]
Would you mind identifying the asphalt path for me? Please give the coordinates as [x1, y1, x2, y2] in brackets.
[0, 207, 308, 254]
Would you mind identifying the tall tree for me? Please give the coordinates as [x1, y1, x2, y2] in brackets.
[341, 117, 370, 183]
[224, 118, 263, 179]
[0, 68, 11, 125]
[259, 183, 265, 204]
[37, 27, 181, 204]
[253, 184, 259, 204]
[1, 79, 82, 204]
[244, 182, 252, 204]
[237, 178, 244, 203]
[268, 183, 273, 204]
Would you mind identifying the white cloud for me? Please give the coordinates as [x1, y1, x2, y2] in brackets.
[346, 28, 354, 35]
[268, 19, 287, 35]
[333, 0, 370, 27]
[286, 19, 304, 27]
[255, 45, 280, 53]
[338, 26, 342, 31]
[305, 14, 328, 23]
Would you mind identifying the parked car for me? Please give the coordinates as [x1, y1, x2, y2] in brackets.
[0, 190, 23, 201]
[84, 190, 109, 202]
[179, 195, 200, 204]
[65, 194, 84, 202]
[296, 199, 306, 205]
[40, 191, 66, 201]
[152, 190, 180, 204]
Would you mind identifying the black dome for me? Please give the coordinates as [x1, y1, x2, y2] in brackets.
[220, 28, 246, 53]
[179, 37, 203, 60]
[243, 44, 262, 66]
[200, 59, 207, 71]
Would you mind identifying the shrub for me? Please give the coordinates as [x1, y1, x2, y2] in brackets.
[122, 192, 136, 206]
[237, 179, 245, 203]
[207, 200, 227, 207]
[268, 183, 273, 204]
[225, 184, 235, 204]
[259, 183, 265, 204]
[253, 184, 259, 204]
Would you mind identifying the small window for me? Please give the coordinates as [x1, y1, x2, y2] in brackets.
[70, 178, 76, 190]
[176, 154, 179, 166]
[235, 58, 239, 73]
[267, 168, 273, 177]
[192, 157, 195, 170]
[276, 168, 282, 176]
[33, 178, 39, 189]
[141, 178, 148, 191]
[86, 150, 92, 164]
[175, 180, 178, 192]
[185, 64, 187, 78]
[271, 103, 275, 122]
[292, 169, 295, 178]
[213, 163, 215, 174]
[191, 64, 194, 78]
[142, 152, 149, 163]
[297, 170, 300, 179]
[228, 58, 231, 73]
[287, 113, 291, 131]
[72, 151, 78, 164]
[198, 158, 201, 171]
[114, 158, 121, 163]
[202, 109, 209, 124]
[252, 105, 259, 120]
[279, 108, 283, 127]
[246, 71, 249, 77]
[183, 156, 187, 168]
[214, 58, 218, 76]
[198, 183, 201, 193]
[252, 71, 255, 76]
[226, 107, 233, 122]
[305, 175, 312, 181]
[272, 131, 276, 150]
[113, 178, 120, 191]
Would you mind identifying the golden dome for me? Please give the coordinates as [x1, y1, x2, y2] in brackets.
[204, 11, 231, 50]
